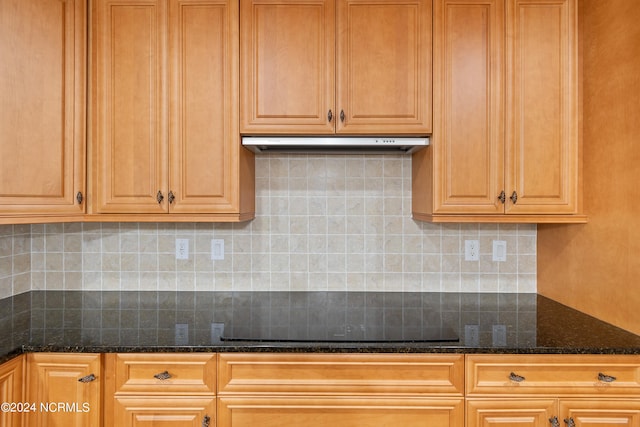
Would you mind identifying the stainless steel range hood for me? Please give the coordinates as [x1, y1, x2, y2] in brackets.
[242, 136, 429, 154]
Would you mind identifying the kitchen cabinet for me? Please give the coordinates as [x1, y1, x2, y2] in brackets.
[91, 0, 254, 221]
[218, 353, 464, 427]
[412, 0, 584, 223]
[240, 0, 431, 135]
[0, 0, 86, 221]
[104, 353, 216, 427]
[466, 354, 640, 427]
[25, 353, 101, 427]
[0, 356, 24, 427]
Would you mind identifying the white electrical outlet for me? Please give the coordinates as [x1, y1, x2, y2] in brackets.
[211, 239, 224, 260]
[492, 324, 507, 347]
[464, 240, 479, 261]
[176, 238, 189, 260]
[493, 240, 507, 262]
[464, 325, 480, 347]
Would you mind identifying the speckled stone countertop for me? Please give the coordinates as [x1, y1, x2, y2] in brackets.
[1, 291, 640, 363]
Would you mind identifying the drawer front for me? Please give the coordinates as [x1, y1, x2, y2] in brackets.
[218, 353, 464, 396]
[113, 353, 216, 394]
[466, 354, 640, 396]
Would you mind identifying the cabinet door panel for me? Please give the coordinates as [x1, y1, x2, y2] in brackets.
[432, 0, 504, 214]
[240, 0, 335, 134]
[561, 400, 640, 427]
[505, 0, 578, 214]
[337, 0, 431, 134]
[26, 353, 101, 427]
[93, 0, 168, 213]
[0, 356, 24, 427]
[0, 0, 85, 215]
[467, 399, 557, 427]
[168, 0, 240, 213]
[114, 396, 216, 427]
[218, 397, 464, 427]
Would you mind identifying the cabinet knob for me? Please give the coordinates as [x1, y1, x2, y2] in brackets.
[509, 372, 525, 382]
[328, 110, 333, 122]
[598, 372, 617, 382]
[157, 191, 164, 204]
[202, 415, 211, 427]
[510, 191, 518, 204]
[340, 109, 345, 122]
[564, 418, 576, 427]
[154, 370, 172, 380]
[498, 190, 506, 204]
[78, 373, 96, 383]
[76, 191, 83, 205]
[168, 191, 175, 204]
[549, 416, 560, 427]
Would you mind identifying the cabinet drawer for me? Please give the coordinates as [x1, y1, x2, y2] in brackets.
[466, 354, 640, 396]
[111, 353, 216, 395]
[218, 353, 464, 396]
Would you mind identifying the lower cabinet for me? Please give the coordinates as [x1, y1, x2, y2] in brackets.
[467, 399, 640, 427]
[466, 354, 640, 427]
[217, 353, 465, 427]
[0, 355, 24, 427]
[104, 353, 217, 427]
[25, 353, 102, 427]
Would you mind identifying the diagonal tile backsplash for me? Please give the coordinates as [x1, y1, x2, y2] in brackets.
[1, 155, 536, 296]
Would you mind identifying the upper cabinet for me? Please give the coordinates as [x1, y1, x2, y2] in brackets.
[91, 0, 254, 221]
[412, 0, 584, 223]
[0, 0, 86, 218]
[240, 0, 432, 135]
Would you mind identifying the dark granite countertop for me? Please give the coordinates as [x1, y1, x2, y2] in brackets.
[1, 291, 640, 363]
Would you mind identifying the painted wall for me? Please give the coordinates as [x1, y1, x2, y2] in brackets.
[538, 0, 640, 334]
[1, 155, 536, 297]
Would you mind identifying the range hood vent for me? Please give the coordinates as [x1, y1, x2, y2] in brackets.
[242, 136, 429, 155]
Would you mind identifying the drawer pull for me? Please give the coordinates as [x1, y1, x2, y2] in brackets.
[549, 416, 560, 427]
[202, 415, 211, 427]
[598, 372, 617, 382]
[564, 418, 575, 427]
[509, 372, 525, 382]
[154, 371, 172, 380]
[78, 373, 96, 383]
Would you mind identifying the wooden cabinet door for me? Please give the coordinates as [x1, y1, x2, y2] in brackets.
[336, 0, 431, 134]
[218, 397, 464, 427]
[0, 0, 85, 216]
[168, 0, 244, 214]
[467, 399, 558, 427]
[560, 400, 640, 427]
[92, 0, 168, 214]
[505, 0, 578, 214]
[0, 356, 24, 427]
[430, 0, 504, 214]
[240, 0, 335, 134]
[26, 353, 101, 427]
[113, 396, 216, 427]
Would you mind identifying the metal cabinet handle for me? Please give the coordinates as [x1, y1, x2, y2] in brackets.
[328, 110, 333, 122]
[78, 373, 96, 383]
[564, 418, 575, 427]
[154, 370, 172, 380]
[76, 191, 83, 205]
[510, 191, 518, 204]
[598, 372, 617, 382]
[202, 415, 211, 427]
[157, 190, 164, 204]
[498, 190, 506, 204]
[340, 109, 345, 122]
[549, 416, 560, 427]
[168, 191, 175, 204]
[509, 372, 525, 382]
